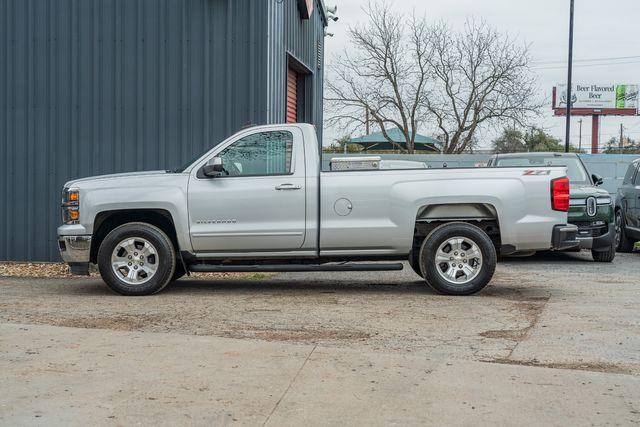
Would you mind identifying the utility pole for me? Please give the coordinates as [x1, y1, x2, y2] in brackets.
[619, 123, 624, 153]
[578, 119, 582, 152]
[564, 0, 575, 153]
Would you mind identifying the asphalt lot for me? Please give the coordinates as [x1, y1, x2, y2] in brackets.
[1, 251, 639, 425]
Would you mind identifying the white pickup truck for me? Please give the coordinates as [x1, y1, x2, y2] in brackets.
[58, 124, 578, 296]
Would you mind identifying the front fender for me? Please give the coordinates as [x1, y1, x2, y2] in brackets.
[73, 175, 191, 252]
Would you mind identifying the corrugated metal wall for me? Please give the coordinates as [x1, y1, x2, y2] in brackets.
[1, 0, 326, 261]
[267, 0, 325, 142]
[287, 0, 325, 142]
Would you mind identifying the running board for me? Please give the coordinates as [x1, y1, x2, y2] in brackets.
[188, 263, 404, 273]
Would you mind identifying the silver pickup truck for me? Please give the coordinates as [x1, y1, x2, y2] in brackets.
[58, 124, 578, 296]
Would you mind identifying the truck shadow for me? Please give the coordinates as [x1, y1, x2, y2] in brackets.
[500, 250, 595, 264]
[164, 278, 439, 295]
[162, 279, 544, 301]
[38, 276, 543, 300]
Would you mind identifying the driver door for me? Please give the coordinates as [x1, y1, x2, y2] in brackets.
[188, 128, 306, 253]
[620, 162, 639, 231]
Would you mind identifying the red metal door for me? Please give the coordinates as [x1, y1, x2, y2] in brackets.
[286, 67, 298, 123]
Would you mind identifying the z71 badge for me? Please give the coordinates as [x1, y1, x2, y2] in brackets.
[523, 170, 551, 175]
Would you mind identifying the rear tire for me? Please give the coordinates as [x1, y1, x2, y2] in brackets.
[419, 222, 497, 296]
[615, 209, 635, 253]
[97, 222, 176, 296]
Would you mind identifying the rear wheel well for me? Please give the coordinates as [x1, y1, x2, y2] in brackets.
[90, 209, 179, 264]
[412, 203, 501, 255]
[413, 220, 501, 249]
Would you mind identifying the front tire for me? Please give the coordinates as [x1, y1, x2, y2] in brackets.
[419, 222, 497, 295]
[408, 248, 423, 277]
[97, 222, 176, 296]
[592, 244, 616, 262]
[615, 209, 635, 253]
[171, 262, 187, 282]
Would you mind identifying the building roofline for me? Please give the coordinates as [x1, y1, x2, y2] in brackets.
[318, 0, 329, 26]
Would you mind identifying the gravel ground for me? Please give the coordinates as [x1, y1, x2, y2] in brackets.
[1, 250, 639, 425]
[0, 261, 271, 280]
[1, 251, 638, 362]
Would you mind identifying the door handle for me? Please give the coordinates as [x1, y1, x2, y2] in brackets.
[275, 183, 302, 191]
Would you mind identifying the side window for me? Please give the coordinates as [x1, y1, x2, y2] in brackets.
[634, 163, 640, 185]
[217, 131, 293, 177]
[623, 162, 638, 185]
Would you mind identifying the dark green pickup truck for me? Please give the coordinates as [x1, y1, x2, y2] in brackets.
[487, 152, 616, 262]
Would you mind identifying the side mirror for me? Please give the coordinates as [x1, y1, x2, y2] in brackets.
[592, 173, 604, 186]
[203, 157, 224, 177]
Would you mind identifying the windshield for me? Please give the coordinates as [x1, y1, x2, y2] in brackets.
[493, 155, 590, 184]
[171, 151, 207, 173]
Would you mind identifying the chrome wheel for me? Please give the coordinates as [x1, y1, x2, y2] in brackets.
[434, 236, 483, 285]
[111, 237, 159, 285]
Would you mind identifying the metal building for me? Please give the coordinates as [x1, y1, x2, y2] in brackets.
[0, 0, 328, 261]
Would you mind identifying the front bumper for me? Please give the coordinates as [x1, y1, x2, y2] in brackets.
[551, 224, 579, 250]
[574, 222, 615, 250]
[58, 235, 92, 275]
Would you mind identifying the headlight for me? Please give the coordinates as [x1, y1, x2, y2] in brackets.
[61, 188, 80, 224]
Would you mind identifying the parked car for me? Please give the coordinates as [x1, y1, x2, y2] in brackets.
[58, 124, 577, 296]
[487, 152, 616, 262]
[615, 158, 640, 252]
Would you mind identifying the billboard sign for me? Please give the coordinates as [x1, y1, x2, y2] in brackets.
[553, 83, 638, 113]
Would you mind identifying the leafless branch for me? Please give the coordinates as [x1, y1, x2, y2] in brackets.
[324, 1, 432, 153]
[326, 4, 542, 154]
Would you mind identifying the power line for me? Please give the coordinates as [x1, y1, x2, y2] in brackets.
[532, 54, 640, 65]
[533, 59, 640, 70]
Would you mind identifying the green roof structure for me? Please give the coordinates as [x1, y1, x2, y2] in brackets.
[349, 128, 441, 152]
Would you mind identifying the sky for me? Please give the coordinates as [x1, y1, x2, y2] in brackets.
[321, 0, 640, 151]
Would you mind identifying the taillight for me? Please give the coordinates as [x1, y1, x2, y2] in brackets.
[551, 177, 570, 211]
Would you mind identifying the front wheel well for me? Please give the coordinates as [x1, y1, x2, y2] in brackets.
[90, 209, 179, 264]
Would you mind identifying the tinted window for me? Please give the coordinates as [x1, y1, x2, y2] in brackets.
[634, 163, 640, 185]
[623, 162, 638, 185]
[218, 131, 293, 176]
[494, 156, 589, 184]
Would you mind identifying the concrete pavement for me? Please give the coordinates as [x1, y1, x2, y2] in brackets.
[2, 323, 638, 426]
[1, 251, 639, 425]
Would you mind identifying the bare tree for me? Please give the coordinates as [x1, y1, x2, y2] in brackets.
[423, 20, 541, 153]
[325, 2, 431, 153]
[326, 2, 542, 154]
